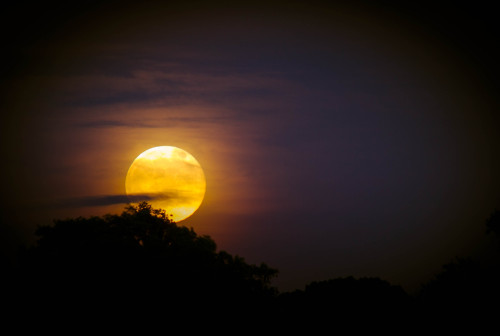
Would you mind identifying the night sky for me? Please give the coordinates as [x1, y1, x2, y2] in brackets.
[1, 1, 499, 293]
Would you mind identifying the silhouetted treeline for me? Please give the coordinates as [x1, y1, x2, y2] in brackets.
[7, 202, 278, 322]
[415, 210, 500, 325]
[5, 204, 500, 328]
[276, 276, 415, 327]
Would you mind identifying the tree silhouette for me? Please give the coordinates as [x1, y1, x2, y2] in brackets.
[416, 210, 500, 324]
[419, 257, 482, 305]
[15, 202, 278, 318]
[276, 276, 414, 328]
[13, 202, 500, 328]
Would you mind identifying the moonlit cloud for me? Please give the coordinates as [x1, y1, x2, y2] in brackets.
[57, 194, 152, 207]
[57, 192, 191, 208]
[77, 115, 237, 129]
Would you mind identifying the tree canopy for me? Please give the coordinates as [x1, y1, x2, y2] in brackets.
[15, 202, 278, 316]
[9, 203, 500, 329]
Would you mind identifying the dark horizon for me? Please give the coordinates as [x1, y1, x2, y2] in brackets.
[5, 202, 500, 330]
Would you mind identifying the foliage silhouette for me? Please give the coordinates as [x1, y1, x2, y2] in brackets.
[15, 202, 278, 317]
[276, 276, 414, 327]
[10, 203, 500, 328]
[416, 210, 500, 323]
[419, 258, 482, 304]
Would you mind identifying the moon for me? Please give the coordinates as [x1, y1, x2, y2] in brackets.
[125, 146, 206, 222]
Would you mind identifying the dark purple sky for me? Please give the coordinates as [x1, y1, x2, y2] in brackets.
[2, 1, 499, 293]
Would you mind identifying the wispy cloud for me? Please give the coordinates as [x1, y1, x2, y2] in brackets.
[58, 194, 154, 207]
[77, 115, 233, 129]
[57, 191, 196, 208]
[51, 61, 302, 109]
[77, 119, 158, 129]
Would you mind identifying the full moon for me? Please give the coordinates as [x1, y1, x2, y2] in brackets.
[125, 146, 206, 222]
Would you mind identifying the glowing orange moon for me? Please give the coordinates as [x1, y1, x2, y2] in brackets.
[125, 146, 206, 222]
